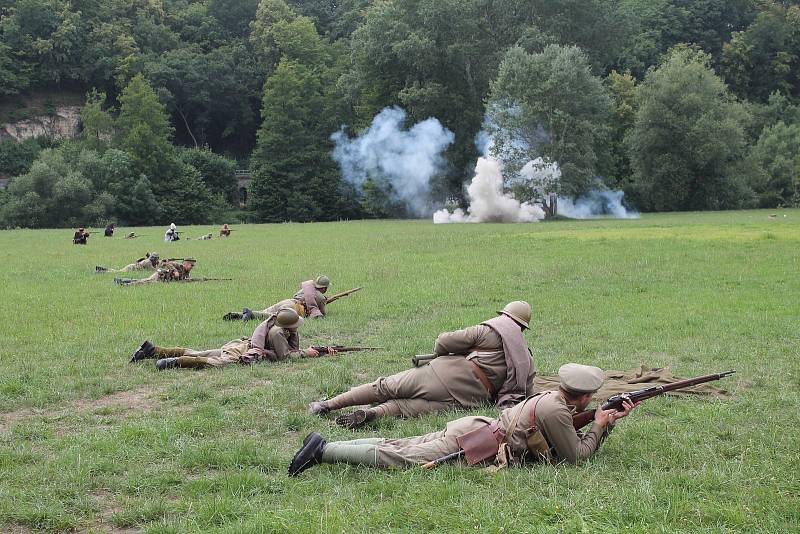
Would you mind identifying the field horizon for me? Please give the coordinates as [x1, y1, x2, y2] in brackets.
[1, 210, 798, 533]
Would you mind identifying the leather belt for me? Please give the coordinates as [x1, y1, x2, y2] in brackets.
[469, 360, 495, 397]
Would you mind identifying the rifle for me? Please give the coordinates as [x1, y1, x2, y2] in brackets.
[571, 369, 736, 429]
[326, 287, 362, 304]
[422, 450, 464, 470]
[412, 353, 465, 367]
[310, 345, 381, 355]
[179, 277, 233, 283]
[421, 369, 736, 470]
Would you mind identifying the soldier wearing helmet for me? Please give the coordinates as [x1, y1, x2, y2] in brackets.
[223, 275, 331, 321]
[95, 252, 160, 273]
[309, 301, 537, 429]
[129, 308, 324, 370]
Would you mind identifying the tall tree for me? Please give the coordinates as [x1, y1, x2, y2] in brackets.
[114, 73, 177, 186]
[628, 47, 752, 211]
[487, 45, 612, 197]
[249, 16, 357, 221]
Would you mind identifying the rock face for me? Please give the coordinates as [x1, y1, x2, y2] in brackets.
[0, 106, 82, 141]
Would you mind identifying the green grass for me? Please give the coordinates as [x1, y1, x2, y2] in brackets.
[1, 210, 798, 533]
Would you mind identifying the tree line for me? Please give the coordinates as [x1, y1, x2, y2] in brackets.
[0, 0, 798, 227]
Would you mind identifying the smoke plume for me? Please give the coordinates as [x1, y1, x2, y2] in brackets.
[331, 107, 455, 214]
[433, 157, 545, 223]
[557, 190, 639, 219]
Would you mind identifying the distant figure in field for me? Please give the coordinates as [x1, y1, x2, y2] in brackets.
[197, 233, 213, 240]
[104, 223, 115, 237]
[309, 301, 536, 429]
[114, 258, 195, 285]
[219, 224, 232, 237]
[130, 308, 328, 370]
[124, 232, 142, 239]
[223, 275, 330, 321]
[288, 363, 638, 476]
[164, 223, 180, 242]
[73, 227, 89, 245]
[96, 252, 160, 273]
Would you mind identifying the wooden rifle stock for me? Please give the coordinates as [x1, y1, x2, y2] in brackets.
[571, 369, 736, 429]
[326, 287, 362, 304]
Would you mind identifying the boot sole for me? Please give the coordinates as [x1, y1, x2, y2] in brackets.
[335, 409, 369, 429]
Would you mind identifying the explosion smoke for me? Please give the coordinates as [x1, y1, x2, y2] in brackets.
[331, 107, 455, 214]
[433, 157, 545, 223]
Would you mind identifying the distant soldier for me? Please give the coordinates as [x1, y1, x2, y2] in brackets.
[129, 308, 328, 370]
[164, 223, 180, 242]
[73, 227, 89, 245]
[223, 275, 330, 321]
[288, 363, 638, 476]
[96, 252, 160, 273]
[104, 223, 115, 237]
[219, 224, 232, 237]
[197, 233, 213, 240]
[309, 301, 536, 428]
[114, 258, 195, 285]
[124, 232, 141, 239]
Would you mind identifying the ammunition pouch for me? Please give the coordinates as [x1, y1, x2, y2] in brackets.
[456, 421, 506, 465]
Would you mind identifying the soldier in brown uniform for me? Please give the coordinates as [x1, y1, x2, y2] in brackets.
[288, 363, 639, 476]
[223, 275, 330, 321]
[308, 301, 536, 428]
[113, 258, 195, 285]
[95, 252, 160, 273]
[219, 224, 231, 237]
[129, 308, 326, 370]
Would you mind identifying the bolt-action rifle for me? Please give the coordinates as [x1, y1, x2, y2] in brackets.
[310, 345, 381, 355]
[326, 287, 362, 304]
[179, 277, 232, 283]
[571, 369, 736, 429]
[421, 369, 736, 470]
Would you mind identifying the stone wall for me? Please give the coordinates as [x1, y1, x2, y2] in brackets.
[0, 106, 82, 141]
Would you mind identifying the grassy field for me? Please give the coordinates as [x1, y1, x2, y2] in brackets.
[0, 211, 798, 533]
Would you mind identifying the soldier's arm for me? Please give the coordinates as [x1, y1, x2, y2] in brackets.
[269, 330, 308, 360]
[316, 292, 327, 315]
[433, 325, 486, 355]
[539, 407, 607, 464]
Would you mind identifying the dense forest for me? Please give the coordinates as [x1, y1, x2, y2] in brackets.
[0, 0, 798, 227]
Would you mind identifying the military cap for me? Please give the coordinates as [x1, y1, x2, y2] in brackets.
[184, 257, 197, 264]
[314, 275, 330, 289]
[559, 363, 604, 393]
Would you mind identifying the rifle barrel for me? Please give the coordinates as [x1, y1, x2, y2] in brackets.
[326, 287, 362, 303]
[572, 369, 736, 429]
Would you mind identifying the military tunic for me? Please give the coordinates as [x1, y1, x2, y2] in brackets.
[127, 261, 190, 285]
[168, 320, 309, 369]
[249, 284, 326, 320]
[322, 391, 611, 468]
[324, 320, 535, 419]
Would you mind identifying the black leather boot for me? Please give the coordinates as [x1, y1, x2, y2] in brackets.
[288, 432, 327, 476]
[130, 340, 156, 362]
[155, 357, 179, 370]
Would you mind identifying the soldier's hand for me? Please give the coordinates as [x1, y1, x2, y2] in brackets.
[594, 406, 617, 428]
[305, 346, 320, 357]
[608, 399, 639, 425]
[326, 346, 337, 356]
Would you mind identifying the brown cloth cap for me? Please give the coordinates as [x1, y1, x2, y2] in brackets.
[559, 363, 605, 393]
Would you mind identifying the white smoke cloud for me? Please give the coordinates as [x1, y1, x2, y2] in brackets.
[331, 107, 455, 214]
[433, 156, 545, 223]
[558, 190, 640, 219]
